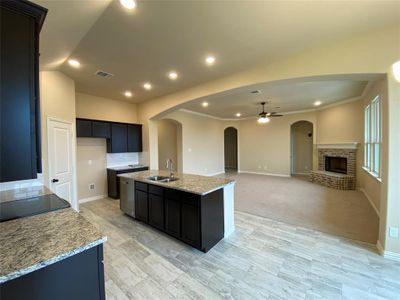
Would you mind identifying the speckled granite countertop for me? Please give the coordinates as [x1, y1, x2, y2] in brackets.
[0, 208, 106, 283]
[118, 170, 235, 195]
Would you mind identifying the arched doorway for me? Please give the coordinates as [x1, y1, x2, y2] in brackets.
[224, 127, 238, 172]
[290, 121, 313, 176]
[157, 119, 183, 173]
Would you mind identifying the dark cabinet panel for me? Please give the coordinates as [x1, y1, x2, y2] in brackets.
[127, 124, 142, 152]
[110, 123, 127, 153]
[165, 197, 181, 238]
[76, 119, 92, 137]
[149, 194, 164, 230]
[135, 190, 148, 222]
[107, 167, 148, 199]
[0, 245, 105, 300]
[92, 121, 110, 138]
[181, 203, 201, 248]
[0, 2, 46, 182]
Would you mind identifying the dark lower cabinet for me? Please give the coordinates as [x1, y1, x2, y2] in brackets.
[131, 182, 224, 252]
[149, 194, 164, 230]
[135, 189, 148, 222]
[0, 244, 105, 300]
[107, 167, 148, 199]
[181, 203, 201, 248]
[165, 197, 181, 238]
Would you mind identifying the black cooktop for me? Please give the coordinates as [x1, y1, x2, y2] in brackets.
[0, 194, 70, 222]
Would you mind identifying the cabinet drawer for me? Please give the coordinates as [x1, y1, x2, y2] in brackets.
[165, 188, 181, 201]
[135, 181, 148, 192]
[181, 192, 200, 207]
[149, 184, 163, 196]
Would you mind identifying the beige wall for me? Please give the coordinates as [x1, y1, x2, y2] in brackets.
[75, 92, 138, 201]
[76, 92, 138, 123]
[316, 99, 364, 187]
[40, 71, 77, 208]
[159, 111, 226, 175]
[291, 121, 313, 175]
[76, 138, 108, 200]
[239, 112, 316, 176]
[158, 119, 178, 171]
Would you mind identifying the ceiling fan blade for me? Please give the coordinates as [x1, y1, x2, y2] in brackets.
[270, 114, 283, 117]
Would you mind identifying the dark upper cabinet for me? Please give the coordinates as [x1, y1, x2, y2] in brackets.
[0, 1, 47, 183]
[109, 123, 127, 153]
[92, 121, 110, 138]
[127, 125, 142, 152]
[75, 118, 142, 153]
[76, 119, 92, 137]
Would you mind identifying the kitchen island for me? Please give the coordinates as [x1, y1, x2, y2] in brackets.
[119, 170, 235, 252]
[0, 207, 107, 300]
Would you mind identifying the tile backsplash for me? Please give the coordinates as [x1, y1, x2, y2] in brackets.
[107, 152, 139, 168]
[0, 174, 44, 192]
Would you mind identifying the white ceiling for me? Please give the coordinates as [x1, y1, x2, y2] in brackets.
[180, 75, 380, 119]
[35, 0, 400, 103]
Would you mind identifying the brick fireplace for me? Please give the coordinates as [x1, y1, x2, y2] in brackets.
[310, 143, 357, 190]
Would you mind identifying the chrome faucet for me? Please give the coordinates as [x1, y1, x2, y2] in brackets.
[166, 158, 174, 178]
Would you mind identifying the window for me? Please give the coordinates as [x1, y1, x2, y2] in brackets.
[364, 96, 381, 179]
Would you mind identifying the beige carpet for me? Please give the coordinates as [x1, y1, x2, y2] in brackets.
[224, 173, 379, 244]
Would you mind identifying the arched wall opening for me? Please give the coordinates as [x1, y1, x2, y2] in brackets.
[290, 120, 314, 176]
[157, 119, 183, 173]
[224, 127, 238, 172]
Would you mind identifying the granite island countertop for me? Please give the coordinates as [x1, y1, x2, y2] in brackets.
[118, 170, 235, 195]
[0, 208, 106, 283]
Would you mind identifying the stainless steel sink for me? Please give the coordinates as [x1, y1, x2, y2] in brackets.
[159, 177, 179, 183]
[146, 175, 179, 183]
[146, 175, 169, 181]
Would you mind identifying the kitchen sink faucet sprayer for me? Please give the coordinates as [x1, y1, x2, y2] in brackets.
[166, 159, 174, 178]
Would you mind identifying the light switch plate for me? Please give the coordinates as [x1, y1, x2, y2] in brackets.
[389, 227, 399, 238]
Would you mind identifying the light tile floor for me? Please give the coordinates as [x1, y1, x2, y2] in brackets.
[80, 199, 400, 300]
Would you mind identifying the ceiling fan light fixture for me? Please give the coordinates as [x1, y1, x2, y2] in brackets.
[257, 115, 270, 124]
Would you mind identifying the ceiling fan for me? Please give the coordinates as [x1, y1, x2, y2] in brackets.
[257, 102, 283, 124]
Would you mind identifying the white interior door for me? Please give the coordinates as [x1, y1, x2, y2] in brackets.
[48, 118, 74, 203]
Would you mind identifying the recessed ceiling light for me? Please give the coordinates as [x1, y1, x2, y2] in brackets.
[124, 91, 133, 97]
[314, 101, 322, 106]
[168, 71, 178, 80]
[205, 56, 216, 66]
[202, 101, 209, 107]
[120, 0, 136, 10]
[143, 82, 152, 90]
[68, 59, 80, 68]
[236, 113, 241, 117]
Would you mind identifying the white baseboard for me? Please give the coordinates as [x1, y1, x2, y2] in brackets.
[292, 172, 310, 176]
[79, 194, 107, 204]
[238, 170, 290, 178]
[377, 240, 400, 261]
[358, 188, 380, 218]
[207, 171, 225, 177]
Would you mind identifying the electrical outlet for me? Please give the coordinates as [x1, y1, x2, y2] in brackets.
[389, 227, 399, 238]
[258, 165, 262, 169]
[89, 183, 95, 190]
[264, 165, 268, 170]
[88, 160, 92, 165]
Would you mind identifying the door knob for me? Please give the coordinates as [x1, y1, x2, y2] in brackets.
[52, 179, 59, 183]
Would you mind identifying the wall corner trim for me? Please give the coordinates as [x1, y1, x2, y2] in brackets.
[79, 194, 107, 204]
[377, 240, 400, 262]
[358, 188, 380, 218]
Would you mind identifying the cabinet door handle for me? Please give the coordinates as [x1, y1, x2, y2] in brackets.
[52, 178, 59, 183]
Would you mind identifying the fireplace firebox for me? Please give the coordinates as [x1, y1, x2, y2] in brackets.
[325, 156, 347, 174]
